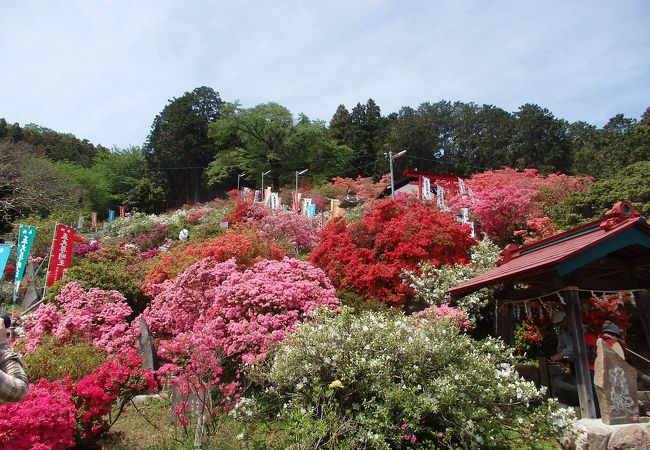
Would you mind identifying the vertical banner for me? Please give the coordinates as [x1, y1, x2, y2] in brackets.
[91, 212, 98, 230]
[0, 244, 11, 282]
[422, 177, 432, 201]
[119, 206, 125, 218]
[108, 209, 115, 223]
[77, 215, 85, 231]
[46, 224, 76, 287]
[13, 225, 37, 301]
[264, 187, 272, 207]
[330, 199, 343, 218]
[269, 192, 279, 210]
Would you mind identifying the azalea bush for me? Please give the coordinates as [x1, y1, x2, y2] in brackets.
[449, 168, 592, 245]
[258, 210, 320, 255]
[403, 236, 501, 321]
[251, 308, 574, 449]
[0, 352, 156, 449]
[150, 257, 339, 430]
[24, 282, 137, 354]
[311, 198, 475, 306]
[46, 245, 151, 314]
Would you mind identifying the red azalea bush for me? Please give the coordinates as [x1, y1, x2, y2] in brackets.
[0, 352, 156, 449]
[3, 263, 15, 279]
[23, 282, 136, 354]
[0, 379, 77, 450]
[310, 198, 475, 305]
[582, 293, 632, 334]
[449, 168, 592, 245]
[134, 223, 169, 251]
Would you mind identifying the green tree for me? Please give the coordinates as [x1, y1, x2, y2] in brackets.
[144, 86, 223, 206]
[551, 160, 650, 229]
[207, 102, 352, 190]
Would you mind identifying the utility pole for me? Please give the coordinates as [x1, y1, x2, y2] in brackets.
[388, 150, 406, 199]
[295, 169, 308, 195]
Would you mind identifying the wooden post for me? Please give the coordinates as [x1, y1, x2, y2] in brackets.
[495, 301, 514, 344]
[566, 288, 596, 419]
[633, 291, 650, 350]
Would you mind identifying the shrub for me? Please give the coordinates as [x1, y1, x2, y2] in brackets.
[23, 282, 136, 354]
[24, 335, 107, 382]
[310, 198, 475, 306]
[259, 211, 320, 255]
[46, 245, 151, 314]
[0, 379, 77, 450]
[253, 308, 574, 449]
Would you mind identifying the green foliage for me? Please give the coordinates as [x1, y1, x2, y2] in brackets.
[24, 335, 107, 382]
[55, 161, 113, 212]
[208, 102, 353, 190]
[551, 160, 650, 229]
[252, 308, 574, 449]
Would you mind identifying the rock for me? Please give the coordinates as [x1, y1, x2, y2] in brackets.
[566, 419, 612, 450]
[594, 339, 638, 425]
[607, 424, 650, 449]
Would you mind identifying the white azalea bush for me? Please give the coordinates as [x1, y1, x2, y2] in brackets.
[403, 236, 501, 321]
[250, 308, 574, 449]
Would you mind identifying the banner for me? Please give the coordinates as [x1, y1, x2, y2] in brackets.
[108, 209, 115, 223]
[0, 244, 11, 282]
[77, 215, 85, 230]
[422, 177, 432, 201]
[91, 212, 97, 229]
[46, 224, 76, 287]
[119, 206, 125, 218]
[13, 225, 37, 300]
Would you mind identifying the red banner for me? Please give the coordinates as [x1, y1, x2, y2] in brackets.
[119, 206, 125, 218]
[47, 224, 76, 287]
[91, 212, 97, 229]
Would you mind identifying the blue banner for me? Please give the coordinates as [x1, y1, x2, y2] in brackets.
[108, 209, 115, 223]
[0, 244, 11, 282]
[13, 225, 37, 301]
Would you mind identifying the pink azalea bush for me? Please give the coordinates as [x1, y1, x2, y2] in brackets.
[413, 303, 472, 331]
[152, 257, 339, 424]
[258, 211, 320, 254]
[23, 282, 136, 354]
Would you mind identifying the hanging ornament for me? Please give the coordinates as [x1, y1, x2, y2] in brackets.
[557, 292, 565, 305]
[524, 302, 532, 320]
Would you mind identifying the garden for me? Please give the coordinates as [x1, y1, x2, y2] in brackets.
[0, 167, 646, 450]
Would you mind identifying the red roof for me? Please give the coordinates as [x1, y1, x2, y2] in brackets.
[448, 201, 650, 297]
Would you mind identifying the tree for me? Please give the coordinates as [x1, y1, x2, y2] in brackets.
[144, 86, 223, 206]
[207, 102, 352, 190]
[0, 141, 85, 231]
[508, 104, 573, 173]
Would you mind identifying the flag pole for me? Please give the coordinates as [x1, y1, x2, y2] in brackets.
[42, 223, 59, 298]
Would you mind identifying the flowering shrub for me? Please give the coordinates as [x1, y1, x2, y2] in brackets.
[72, 238, 101, 257]
[134, 222, 169, 251]
[514, 321, 546, 360]
[3, 263, 15, 279]
[403, 236, 501, 321]
[151, 258, 339, 428]
[311, 198, 475, 305]
[24, 282, 136, 354]
[449, 168, 592, 245]
[143, 229, 285, 291]
[74, 351, 157, 441]
[258, 210, 320, 255]
[252, 308, 574, 449]
[0, 379, 77, 450]
[412, 303, 472, 331]
[582, 293, 632, 334]
[47, 245, 151, 314]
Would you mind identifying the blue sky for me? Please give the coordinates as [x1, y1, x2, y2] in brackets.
[1, 0, 648, 149]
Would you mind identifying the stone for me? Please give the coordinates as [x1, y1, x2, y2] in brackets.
[137, 319, 157, 371]
[566, 418, 612, 450]
[594, 339, 638, 425]
[607, 424, 650, 449]
[220, 221, 229, 229]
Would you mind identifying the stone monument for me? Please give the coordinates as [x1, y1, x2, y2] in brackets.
[594, 338, 638, 425]
[137, 319, 157, 371]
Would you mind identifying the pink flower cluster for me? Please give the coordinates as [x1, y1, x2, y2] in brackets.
[23, 282, 136, 354]
[73, 239, 102, 257]
[413, 304, 472, 331]
[258, 211, 320, 253]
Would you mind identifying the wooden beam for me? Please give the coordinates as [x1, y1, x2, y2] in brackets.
[566, 288, 596, 419]
[495, 302, 514, 344]
[633, 290, 650, 351]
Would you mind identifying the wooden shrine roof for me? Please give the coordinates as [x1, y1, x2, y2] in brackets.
[448, 201, 650, 298]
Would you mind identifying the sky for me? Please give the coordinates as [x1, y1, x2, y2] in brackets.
[1, 0, 649, 149]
